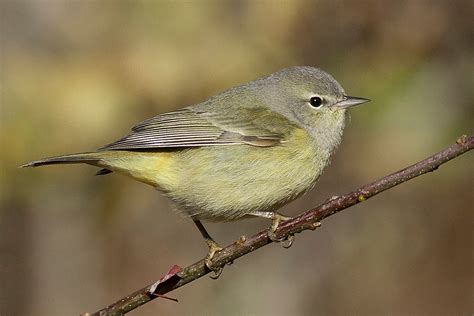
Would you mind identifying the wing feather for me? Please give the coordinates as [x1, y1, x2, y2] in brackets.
[99, 108, 282, 150]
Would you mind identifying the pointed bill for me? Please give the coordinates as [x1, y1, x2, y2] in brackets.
[335, 96, 370, 109]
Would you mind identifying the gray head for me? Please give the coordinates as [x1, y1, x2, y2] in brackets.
[256, 66, 369, 118]
[250, 66, 369, 152]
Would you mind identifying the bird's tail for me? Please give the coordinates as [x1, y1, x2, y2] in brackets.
[20, 152, 102, 168]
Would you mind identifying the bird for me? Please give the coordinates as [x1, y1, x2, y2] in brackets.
[21, 66, 369, 277]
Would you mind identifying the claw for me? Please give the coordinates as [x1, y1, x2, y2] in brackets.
[208, 266, 223, 280]
[267, 213, 295, 248]
[280, 235, 295, 248]
[204, 238, 224, 279]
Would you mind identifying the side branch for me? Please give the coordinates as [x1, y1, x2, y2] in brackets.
[90, 135, 473, 316]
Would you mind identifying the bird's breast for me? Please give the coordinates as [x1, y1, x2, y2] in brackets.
[167, 127, 329, 221]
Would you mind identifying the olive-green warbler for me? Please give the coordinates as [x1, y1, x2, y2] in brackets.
[22, 66, 369, 275]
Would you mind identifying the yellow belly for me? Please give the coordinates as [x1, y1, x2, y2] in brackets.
[167, 128, 327, 220]
[98, 128, 329, 221]
[96, 151, 179, 191]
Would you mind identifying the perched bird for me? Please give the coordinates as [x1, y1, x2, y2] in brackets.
[22, 66, 369, 276]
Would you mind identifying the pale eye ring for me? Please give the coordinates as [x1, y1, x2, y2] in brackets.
[309, 96, 323, 108]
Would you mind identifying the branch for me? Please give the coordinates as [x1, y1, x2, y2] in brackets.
[88, 135, 473, 316]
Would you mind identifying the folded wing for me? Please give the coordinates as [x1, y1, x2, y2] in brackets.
[99, 108, 284, 150]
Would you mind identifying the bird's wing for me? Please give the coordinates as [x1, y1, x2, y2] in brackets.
[99, 107, 290, 150]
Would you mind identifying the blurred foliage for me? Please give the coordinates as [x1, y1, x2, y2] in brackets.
[1, 1, 472, 315]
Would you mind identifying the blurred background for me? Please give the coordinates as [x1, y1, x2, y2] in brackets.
[1, 1, 472, 315]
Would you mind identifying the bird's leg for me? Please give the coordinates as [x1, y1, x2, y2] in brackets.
[250, 211, 295, 248]
[193, 220, 224, 279]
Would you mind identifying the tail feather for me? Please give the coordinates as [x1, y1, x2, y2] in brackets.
[20, 152, 102, 168]
[95, 168, 113, 176]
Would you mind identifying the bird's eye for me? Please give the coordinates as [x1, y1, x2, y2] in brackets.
[309, 96, 323, 108]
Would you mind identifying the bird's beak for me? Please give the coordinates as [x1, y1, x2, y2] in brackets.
[335, 96, 370, 109]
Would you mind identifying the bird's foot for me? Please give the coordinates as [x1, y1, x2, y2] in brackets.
[204, 238, 224, 279]
[267, 213, 295, 248]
